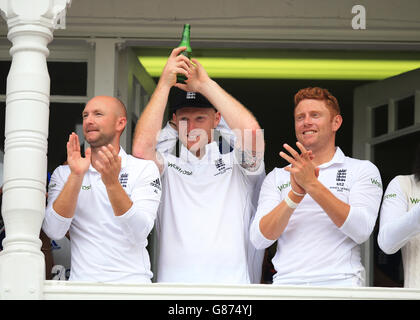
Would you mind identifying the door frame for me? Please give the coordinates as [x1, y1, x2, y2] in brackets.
[353, 68, 420, 286]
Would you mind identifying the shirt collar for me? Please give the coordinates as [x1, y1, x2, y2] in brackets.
[180, 141, 220, 164]
[318, 147, 345, 169]
[89, 146, 127, 172]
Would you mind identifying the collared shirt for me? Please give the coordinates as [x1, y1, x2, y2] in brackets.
[43, 147, 161, 283]
[250, 147, 383, 286]
[377, 174, 420, 288]
[378, 175, 420, 255]
[156, 141, 266, 284]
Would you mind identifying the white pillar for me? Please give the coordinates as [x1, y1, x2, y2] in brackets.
[0, 0, 71, 299]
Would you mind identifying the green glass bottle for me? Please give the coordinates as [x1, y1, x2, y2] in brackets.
[176, 24, 192, 83]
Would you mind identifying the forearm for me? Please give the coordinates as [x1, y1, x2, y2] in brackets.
[378, 203, 420, 254]
[259, 191, 303, 240]
[52, 173, 84, 218]
[306, 180, 350, 228]
[200, 80, 261, 133]
[105, 183, 133, 217]
[132, 83, 171, 160]
[200, 79, 264, 165]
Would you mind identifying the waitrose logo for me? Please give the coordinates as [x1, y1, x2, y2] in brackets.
[168, 162, 192, 176]
[370, 178, 382, 189]
[410, 197, 420, 204]
[277, 181, 291, 193]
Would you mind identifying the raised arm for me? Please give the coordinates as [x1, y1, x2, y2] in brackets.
[52, 133, 91, 218]
[43, 133, 91, 240]
[378, 176, 420, 254]
[176, 59, 264, 170]
[132, 47, 192, 171]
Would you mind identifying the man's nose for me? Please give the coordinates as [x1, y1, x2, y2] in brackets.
[83, 114, 93, 125]
[302, 115, 312, 126]
[188, 121, 197, 132]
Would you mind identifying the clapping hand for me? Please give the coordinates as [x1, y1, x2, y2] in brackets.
[280, 142, 320, 193]
[94, 144, 121, 187]
[66, 132, 91, 176]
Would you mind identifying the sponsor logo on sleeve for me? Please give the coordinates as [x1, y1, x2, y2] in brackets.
[370, 178, 382, 189]
[410, 197, 420, 205]
[277, 181, 291, 193]
[150, 178, 162, 192]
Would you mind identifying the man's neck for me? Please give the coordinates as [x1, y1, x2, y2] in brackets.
[185, 140, 214, 159]
[188, 146, 205, 159]
[311, 146, 337, 167]
[90, 143, 120, 168]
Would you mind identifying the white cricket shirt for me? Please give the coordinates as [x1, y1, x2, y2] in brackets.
[43, 147, 162, 283]
[156, 141, 265, 284]
[377, 174, 420, 287]
[250, 147, 383, 286]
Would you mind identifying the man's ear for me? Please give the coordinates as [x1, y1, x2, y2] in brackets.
[332, 114, 343, 132]
[214, 111, 221, 128]
[116, 116, 127, 133]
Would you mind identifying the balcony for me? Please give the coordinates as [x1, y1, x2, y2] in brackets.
[43, 281, 420, 299]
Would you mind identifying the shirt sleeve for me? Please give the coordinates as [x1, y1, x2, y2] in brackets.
[339, 161, 383, 244]
[114, 160, 162, 246]
[250, 169, 279, 250]
[377, 176, 420, 254]
[42, 166, 73, 240]
[156, 121, 178, 155]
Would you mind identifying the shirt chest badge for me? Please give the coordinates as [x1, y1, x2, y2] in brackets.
[119, 173, 128, 188]
[330, 169, 349, 192]
[213, 158, 232, 176]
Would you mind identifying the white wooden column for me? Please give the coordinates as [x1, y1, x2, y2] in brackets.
[0, 0, 71, 299]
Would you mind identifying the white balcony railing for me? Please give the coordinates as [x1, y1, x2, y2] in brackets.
[43, 281, 420, 300]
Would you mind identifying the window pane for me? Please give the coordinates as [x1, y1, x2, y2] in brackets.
[396, 95, 414, 130]
[0, 61, 11, 95]
[0, 101, 5, 151]
[48, 103, 85, 173]
[0, 61, 87, 96]
[48, 62, 87, 96]
[373, 104, 388, 137]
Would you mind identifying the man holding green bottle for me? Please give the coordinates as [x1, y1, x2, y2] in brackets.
[132, 46, 266, 284]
